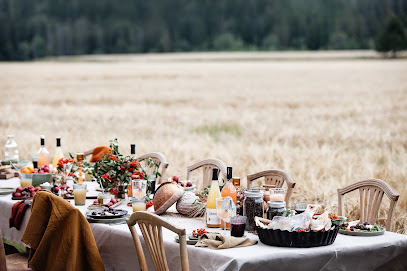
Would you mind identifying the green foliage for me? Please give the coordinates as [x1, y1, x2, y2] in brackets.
[375, 15, 407, 58]
[0, 0, 406, 60]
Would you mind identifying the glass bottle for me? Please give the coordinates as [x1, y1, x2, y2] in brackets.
[37, 135, 50, 167]
[128, 144, 136, 197]
[130, 144, 136, 156]
[52, 137, 64, 168]
[206, 168, 221, 228]
[221, 167, 237, 229]
[4, 135, 19, 162]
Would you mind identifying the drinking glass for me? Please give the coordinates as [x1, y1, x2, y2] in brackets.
[132, 197, 146, 212]
[132, 179, 147, 199]
[294, 202, 309, 214]
[269, 188, 285, 201]
[216, 197, 234, 230]
[230, 215, 247, 237]
[73, 184, 87, 206]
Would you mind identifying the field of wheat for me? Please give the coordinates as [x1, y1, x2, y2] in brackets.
[1, 51, 406, 233]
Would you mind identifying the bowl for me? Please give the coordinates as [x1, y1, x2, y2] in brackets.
[32, 174, 53, 186]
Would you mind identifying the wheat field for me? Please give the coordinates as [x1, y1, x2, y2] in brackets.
[1, 51, 406, 233]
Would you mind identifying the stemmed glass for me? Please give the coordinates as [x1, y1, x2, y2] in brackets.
[216, 197, 235, 230]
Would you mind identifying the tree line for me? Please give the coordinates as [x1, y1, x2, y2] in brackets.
[0, 0, 406, 60]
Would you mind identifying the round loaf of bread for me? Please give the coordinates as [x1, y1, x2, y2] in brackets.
[153, 182, 184, 215]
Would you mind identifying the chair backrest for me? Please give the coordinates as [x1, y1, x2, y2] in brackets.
[337, 179, 399, 231]
[246, 169, 296, 206]
[0, 231, 7, 271]
[126, 211, 189, 271]
[136, 152, 169, 184]
[186, 158, 227, 191]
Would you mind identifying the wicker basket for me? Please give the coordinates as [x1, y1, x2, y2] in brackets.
[256, 224, 340, 248]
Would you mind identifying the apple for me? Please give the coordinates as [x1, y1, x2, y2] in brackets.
[15, 192, 22, 197]
[111, 198, 117, 204]
[17, 187, 24, 192]
[172, 176, 179, 182]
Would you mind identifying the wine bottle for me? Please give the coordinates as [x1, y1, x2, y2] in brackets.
[131, 144, 136, 156]
[221, 167, 237, 229]
[52, 137, 64, 168]
[206, 168, 221, 228]
[37, 135, 50, 167]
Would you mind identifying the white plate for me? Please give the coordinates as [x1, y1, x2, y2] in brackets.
[0, 187, 14, 195]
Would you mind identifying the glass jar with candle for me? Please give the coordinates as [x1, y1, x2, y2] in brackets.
[266, 201, 286, 221]
[243, 191, 264, 231]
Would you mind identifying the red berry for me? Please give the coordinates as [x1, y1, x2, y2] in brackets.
[173, 176, 179, 182]
[15, 192, 22, 197]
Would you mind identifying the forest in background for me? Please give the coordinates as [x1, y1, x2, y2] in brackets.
[0, 0, 406, 60]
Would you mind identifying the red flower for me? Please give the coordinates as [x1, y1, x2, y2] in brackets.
[108, 188, 119, 195]
[68, 172, 75, 177]
[120, 166, 125, 170]
[129, 161, 140, 168]
[102, 173, 112, 180]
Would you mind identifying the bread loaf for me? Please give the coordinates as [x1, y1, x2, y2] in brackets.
[153, 182, 184, 215]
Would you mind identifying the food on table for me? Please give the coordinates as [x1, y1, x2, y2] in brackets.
[20, 167, 35, 174]
[340, 221, 381, 232]
[206, 168, 221, 228]
[92, 198, 117, 207]
[153, 181, 184, 215]
[90, 207, 125, 217]
[168, 176, 193, 187]
[192, 228, 208, 238]
[12, 186, 41, 198]
[20, 164, 50, 174]
[176, 191, 200, 216]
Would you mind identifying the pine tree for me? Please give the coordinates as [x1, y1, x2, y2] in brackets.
[375, 15, 407, 58]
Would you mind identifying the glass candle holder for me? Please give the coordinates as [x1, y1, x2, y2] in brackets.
[73, 183, 87, 206]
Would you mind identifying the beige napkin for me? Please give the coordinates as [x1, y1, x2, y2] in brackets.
[195, 233, 257, 249]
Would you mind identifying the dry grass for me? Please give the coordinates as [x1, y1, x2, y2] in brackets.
[1, 51, 406, 233]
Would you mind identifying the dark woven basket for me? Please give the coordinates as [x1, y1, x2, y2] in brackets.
[256, 224, 340, 248]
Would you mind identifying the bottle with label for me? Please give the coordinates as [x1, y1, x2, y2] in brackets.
[206, 168, 221, 228]
[52, 137, 64, 168]
[4, 135, 19, 162]
[221, 167, 237, 229]
[37, 135, 50, 167]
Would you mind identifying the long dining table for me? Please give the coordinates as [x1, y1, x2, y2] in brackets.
[1, 177, 407, 271]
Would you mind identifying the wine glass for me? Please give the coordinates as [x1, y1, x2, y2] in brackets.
[216, 197, 235, 230]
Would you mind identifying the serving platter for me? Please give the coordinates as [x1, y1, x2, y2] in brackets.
[175, 235, 199, 245]
[86, 209, 128, 219]
[339, 226, 385, 236]
[87, 214, 129, 224]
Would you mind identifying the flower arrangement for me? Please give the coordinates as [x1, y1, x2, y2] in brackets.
[88, 139, 145, 195]
[56, 157, 76, 184]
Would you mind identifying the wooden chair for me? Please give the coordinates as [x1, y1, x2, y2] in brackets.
[186, 158, 227, 191]
[337, 179, 399, 231]
[247, 169, 296, 206]
[0, 231, 31, 271]
[136, 152, 169, 184]
[126, 211, 189, 271]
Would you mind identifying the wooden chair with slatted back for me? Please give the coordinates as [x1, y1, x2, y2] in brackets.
[246, 169, 296, 207]
[136, 152, 169, 184]
[186, 158, 227, 191]
[126, 211, 189, 271]
[337, 179, 399, 231]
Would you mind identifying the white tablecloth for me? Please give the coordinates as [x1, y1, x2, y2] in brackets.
[1, 178, 407, 271]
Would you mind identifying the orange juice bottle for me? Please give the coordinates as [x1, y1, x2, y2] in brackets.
[221, 167, 237, 229]
[37, 135, 50, 167]
[206, 168, 221, 228]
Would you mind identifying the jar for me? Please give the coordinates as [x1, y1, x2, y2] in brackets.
[266, 201, 286, 221]
[97, 193, 111, 205]
[243, 191, 264, 231]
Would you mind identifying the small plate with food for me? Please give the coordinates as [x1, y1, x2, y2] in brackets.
[339, 221, 385, 236]
[86, 207, 128, 219]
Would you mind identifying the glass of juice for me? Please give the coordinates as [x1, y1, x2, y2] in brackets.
[132, 197, 146, 212]
[269, 188, 285, 201]
[216, 197, 234, 230]
[132, 179, 147, 199]
[73, 184, 87, 205]
[20, 174, 33, 188]
[230, 215, 247, 237]
[294, 202, 309, 214]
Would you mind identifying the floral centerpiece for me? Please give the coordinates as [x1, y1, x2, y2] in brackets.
[56, 157, 76, 185]
[87, 139, 145, 198]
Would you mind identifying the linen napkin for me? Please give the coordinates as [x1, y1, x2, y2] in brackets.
[89, 146, 111, 162]
[195, 233, 257, 249]
[21, 190, 105, 271]
[9, 200, 30, 230]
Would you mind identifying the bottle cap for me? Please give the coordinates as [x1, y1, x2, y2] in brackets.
[33, 161, 38, 169]
[227, 167, 232, 180]
[212, 168, 218, 180]
[56, 137, 61, 147]
[131, 144, 136, 155]
[40, 135, 45, 146]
